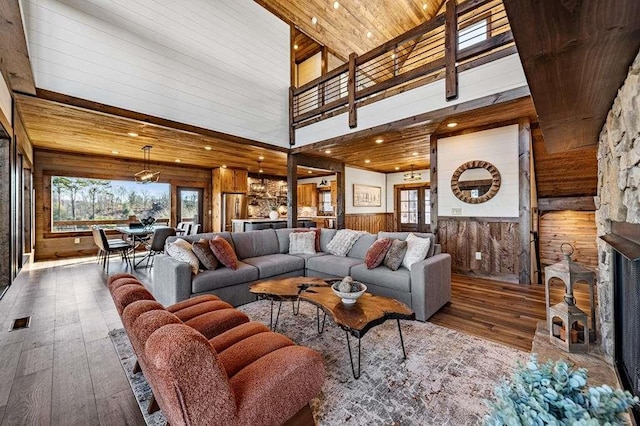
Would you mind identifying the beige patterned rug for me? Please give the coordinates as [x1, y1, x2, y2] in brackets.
[111, 300, 527, 425]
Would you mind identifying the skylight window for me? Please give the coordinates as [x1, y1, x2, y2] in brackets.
[458, 18, 488, 50]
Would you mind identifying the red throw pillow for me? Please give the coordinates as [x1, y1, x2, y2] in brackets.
[294, 228, 321, 252]
[365, 238, 392, 269]
[209, 236, 238, 270]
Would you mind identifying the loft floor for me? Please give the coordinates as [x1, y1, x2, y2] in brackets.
[0, 257, 574, 424]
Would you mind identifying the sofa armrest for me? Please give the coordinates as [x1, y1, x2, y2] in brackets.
[410, 253, 452, 321]
[151, 254, 192, 306]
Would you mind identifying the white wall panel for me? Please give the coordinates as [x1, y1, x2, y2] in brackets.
[22, 0, 290, 147]
[345, 167, 386, 214]
[0, 74, 12, 129]
[385, 169, 430, 213]
[295, 54, 527, 146]
[438, 125, 519, 218]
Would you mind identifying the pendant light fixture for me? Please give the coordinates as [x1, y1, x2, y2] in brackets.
[403, 164, 422, 181]
[134, 145, 160, 184]
[250, 159, 266, 193]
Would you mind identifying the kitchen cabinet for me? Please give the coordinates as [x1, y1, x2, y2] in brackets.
[218, 168, 248, 193]
[297, 183, 317, 207]
[330, 181, 337, 206]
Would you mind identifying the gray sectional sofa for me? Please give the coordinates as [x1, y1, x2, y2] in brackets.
[151, 228, 451, 321]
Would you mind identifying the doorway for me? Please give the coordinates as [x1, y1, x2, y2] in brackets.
[395, 184, 431, 232]
[176, 187, 203, 230]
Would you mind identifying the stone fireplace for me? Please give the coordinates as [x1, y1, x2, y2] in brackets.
[595, 48, 640, 419]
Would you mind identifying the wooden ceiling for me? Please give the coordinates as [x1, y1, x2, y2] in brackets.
[257, 0, 446, 60]
[504, 0, 640, 153]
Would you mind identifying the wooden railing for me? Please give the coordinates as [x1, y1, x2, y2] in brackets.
[290, 0, 514, 136]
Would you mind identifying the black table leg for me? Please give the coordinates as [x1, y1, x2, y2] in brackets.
[292, 298, 301, 315]
[315, 306, 327, 334]
[269, 299, 283, 331]
[397, 319, 407, 359]
[345, 331, 362, 379]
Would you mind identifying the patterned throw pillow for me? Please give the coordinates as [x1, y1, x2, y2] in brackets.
[294, 228, 321, 252]
[209, 236, 238, 270]
[289, 231, 316, 255]
[166, 242, 200, 275]
[192, 239, 219, 270]
[402, 233, 432, 270]
[365, 238, 392, 269]
[383, 239, 408, 271]
[326, 229, 362, 256]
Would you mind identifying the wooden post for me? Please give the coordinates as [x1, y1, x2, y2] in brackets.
[445, 0, 458, 100]
[287, 153, 298, 228]
[430, 134, 438, 239]
[348, 52, 357, 129]
[518, 118, 532, 284]
[289, 86, 295, 146]
[336, 164, 346, 230]
[0, 138, 10, 287]
[319, 46, 328, 107]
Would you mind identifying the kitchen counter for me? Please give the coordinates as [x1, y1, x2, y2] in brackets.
[231, 218, 316, 232]
[234, 218, 288, 223]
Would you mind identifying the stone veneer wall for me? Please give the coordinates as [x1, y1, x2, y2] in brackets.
[595, 49, 640, 359]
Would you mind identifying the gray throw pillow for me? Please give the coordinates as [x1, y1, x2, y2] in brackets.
[192, 239, 219, 270]
[383, 239, 408, 271]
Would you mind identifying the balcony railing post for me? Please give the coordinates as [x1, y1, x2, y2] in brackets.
[289, 86, 295, 146]
[445, 0, 458, 100]
[348, 52, 357, 128]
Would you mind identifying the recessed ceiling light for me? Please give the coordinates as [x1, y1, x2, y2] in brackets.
[333, 1, 339, 9]
[308, 170, 313, 174]
[311, 16, 318, 25]
[175, 159, 181, 163]
[324, 149, 332, 154]
[391, 53, 396, 59]
[395, 166, 400, 171]
[204, 146, 212, 151]
[111, 150, 119, 154]
[422, 3, 428, 10]
[221, 164, 227, 168]
[447, 122, 458, 128]
[258, 155, 265, 160]
[412, 152, 418, 156]
[293, 44, 299, 50]
[366, 31, 372, 39]
[127, 132, 138, 137]
[364, 159, 371, 164]
[375, 138, 384, 144]
[259, 168, 264, 173]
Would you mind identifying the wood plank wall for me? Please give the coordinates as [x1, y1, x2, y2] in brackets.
[438, 218, 520, 283]
[34, 150, 212, 261]
[344, 213, 394, 234]
[538, 211, 597, 270]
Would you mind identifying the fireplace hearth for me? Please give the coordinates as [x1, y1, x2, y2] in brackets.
[601, 222, 640, 423]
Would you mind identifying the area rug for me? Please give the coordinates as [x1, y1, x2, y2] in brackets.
[109, 300, 527, 425]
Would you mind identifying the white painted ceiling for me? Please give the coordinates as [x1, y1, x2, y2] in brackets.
[20, 0, 291, 148]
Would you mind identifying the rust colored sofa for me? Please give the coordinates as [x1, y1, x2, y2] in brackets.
[107, 274, 325, 426]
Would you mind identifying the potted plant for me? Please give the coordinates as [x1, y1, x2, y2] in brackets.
[268, 200, 279, 220]
[485, 354, 638, 425]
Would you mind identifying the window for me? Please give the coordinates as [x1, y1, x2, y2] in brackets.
[320, 190, 333, 213]
[51, 176, 170, 232]
[458, 18, 488, 50]
[400, 189, 418, 224]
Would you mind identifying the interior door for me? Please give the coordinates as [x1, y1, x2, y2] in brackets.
[176, 187, 203, 229]
[396, 184, 431, 233]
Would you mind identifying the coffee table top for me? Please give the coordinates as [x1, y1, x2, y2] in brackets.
[300, 286, 415, 337]
[249, 276, 329, 300]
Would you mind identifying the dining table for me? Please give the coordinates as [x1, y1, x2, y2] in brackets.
[115, 225, 173, 269]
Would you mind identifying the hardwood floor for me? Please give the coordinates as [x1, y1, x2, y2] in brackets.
[0, 257, 590, 424]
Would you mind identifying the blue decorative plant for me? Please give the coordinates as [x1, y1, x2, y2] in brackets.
[485, 354, 639, 425]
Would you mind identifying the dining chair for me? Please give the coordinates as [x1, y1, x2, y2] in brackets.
[98, 228, 133, 273]
[188, 224, 201, 235]
[176, 222, 192, 236]
[137, 227, 177, 268]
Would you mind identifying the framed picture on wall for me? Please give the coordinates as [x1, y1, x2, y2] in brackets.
[353, 184, 381, 207]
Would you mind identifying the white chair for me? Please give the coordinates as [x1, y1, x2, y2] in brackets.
[176, 222, 192, 236]
[188, 224, 201, 235]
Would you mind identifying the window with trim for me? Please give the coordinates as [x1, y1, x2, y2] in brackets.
[458, 16, 489, 50]
[51, 176, 170, 232]
[319, 190, 333, 213]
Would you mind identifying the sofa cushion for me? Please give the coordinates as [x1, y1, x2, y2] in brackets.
[192, 239, 219, 270]
[231, 229, 279, 259]
[402, 233, 431, 269]
[319, 228, 337, 252]
[383, 239, 408, 271]
[275, 228, 295, 253]
[166, 241, 200, 274]
[365, 238, 392, 269]
[294, 228, 321, 252]
[289, 231, 316, 255]
[306, 254, 363, 277]
[378, 231, 436, 257]
[350, 263, 411, 293]
[167, 232, 233, 247]
[191, 261, 259, 293]
[242, 254, 305, 279]
[326, 229, 362, 256]
[210, 236, 239, 270]
[347, 232, 376, 259]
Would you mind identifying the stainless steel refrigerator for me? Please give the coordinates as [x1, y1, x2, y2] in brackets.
[222, 193, 248, 232]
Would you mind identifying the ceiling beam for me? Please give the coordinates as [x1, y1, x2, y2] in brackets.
[504, 0, 640, 153]
[0, 0, 35, 95]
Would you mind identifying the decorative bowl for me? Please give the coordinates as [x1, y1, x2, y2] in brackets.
[330, 280, 367, 305]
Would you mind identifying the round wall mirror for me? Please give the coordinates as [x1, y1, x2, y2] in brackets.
[450, 160, 501, 204]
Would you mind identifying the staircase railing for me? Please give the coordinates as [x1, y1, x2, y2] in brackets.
[289, 0, 514, 142]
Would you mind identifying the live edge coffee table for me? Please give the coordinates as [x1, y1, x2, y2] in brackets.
[249, 276, 415, 379]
